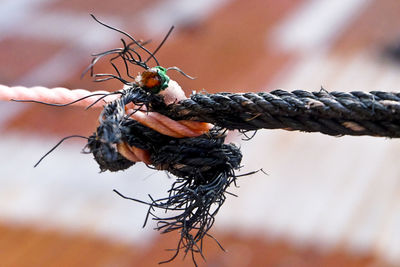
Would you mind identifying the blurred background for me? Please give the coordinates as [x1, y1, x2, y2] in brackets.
[1, 0, 400, 266]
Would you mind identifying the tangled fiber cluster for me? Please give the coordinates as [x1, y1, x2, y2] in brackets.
[86, 86, 242, 263]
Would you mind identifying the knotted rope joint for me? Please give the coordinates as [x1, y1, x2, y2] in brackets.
[85, 85, 242, 263]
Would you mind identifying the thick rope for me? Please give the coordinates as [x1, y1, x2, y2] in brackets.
[155, 90, 400, 137]
[4, 85, 400, 137]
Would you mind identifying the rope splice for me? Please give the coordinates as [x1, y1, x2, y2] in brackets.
[86, 85, 242, 263]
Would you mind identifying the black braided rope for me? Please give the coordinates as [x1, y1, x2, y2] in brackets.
[154, 90, 400, 137]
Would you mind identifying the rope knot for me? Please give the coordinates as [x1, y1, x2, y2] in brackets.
[86, 84, 243, 261]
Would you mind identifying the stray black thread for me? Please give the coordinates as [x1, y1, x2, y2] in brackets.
[34, 135, 88, 167]
[83, 15, 193, 89]
[12, 91, 124, 109]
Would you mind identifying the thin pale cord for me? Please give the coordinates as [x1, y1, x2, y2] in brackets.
[0, 83, 213, 165]
[0, 84, 118, 108]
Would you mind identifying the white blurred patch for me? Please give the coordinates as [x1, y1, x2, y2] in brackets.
[233, 48, 400, 264]
[271, 0, 371, 52]
[0, 0, 53, 39]
[0, 134, 175, 244]
[141, 0, 232, 35]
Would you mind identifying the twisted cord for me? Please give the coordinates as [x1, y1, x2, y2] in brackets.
[3, 84, 400, 137]
[0, 85, 117, 107]
[156, 90, 400, 137]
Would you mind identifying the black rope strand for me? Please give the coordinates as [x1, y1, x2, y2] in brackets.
[153, 90, 400, 137]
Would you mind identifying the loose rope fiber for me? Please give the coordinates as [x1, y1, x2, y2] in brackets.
[155, 90, 400, 138]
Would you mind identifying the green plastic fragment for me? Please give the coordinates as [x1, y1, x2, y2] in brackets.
[154, 66, 170, 92]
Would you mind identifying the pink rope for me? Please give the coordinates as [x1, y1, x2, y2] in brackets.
[0, 83, 213, 164]
[0, 84, 118, 107]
